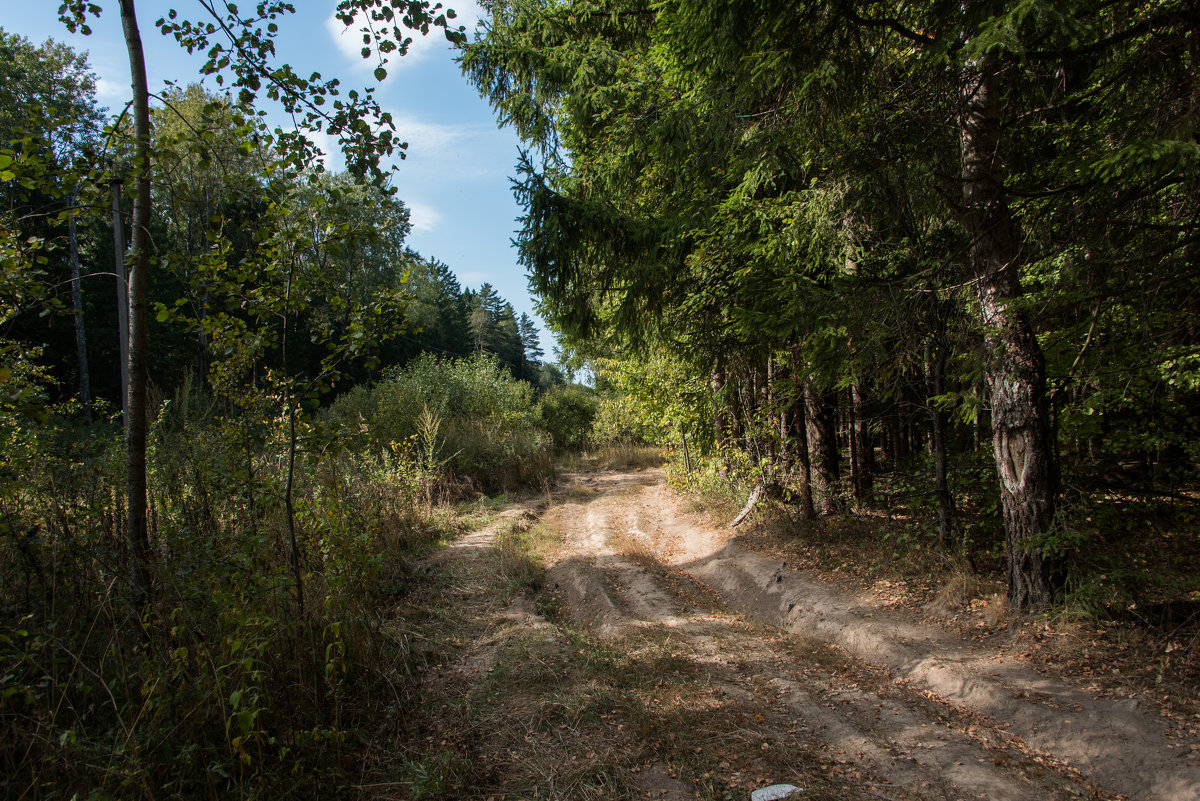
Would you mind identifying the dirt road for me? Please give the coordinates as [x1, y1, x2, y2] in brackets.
[411, 468, 1200, 800]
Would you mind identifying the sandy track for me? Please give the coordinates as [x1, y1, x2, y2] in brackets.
[540, 469, 1200, 801]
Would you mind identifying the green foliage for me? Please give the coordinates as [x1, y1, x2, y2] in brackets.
[0, 378, 446, 799]
[0, 12, 561, 801]
[537, 384, 598, 452]
[590, 392, 661, 448]
[468, 0, 1200, 611]
[589, 349, 712, 450]
[327, 353, 552, 491]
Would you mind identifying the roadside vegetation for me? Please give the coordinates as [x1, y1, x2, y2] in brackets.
[0, 22, 603, 799]
[5, 0, 1200, 798]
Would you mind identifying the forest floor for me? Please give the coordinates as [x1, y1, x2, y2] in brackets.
[376, 467, 1200, 800]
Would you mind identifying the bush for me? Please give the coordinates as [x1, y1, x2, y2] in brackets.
[326, 353, 552, 492]
[538, 385, 598, 452]
[590, 393, 660, 446]
[0, 374, 451, 800]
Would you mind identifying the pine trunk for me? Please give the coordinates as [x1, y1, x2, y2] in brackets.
[110, 179, 129, 415]
[851, 384, 873, 503]
[805, 381, 839, 515]
[67, 187, 91, 420]
[712, 362, 729, 481]
[960, 51, 1061, 609]
[786, 346, 815, 520]
[927, 340, 957, 549]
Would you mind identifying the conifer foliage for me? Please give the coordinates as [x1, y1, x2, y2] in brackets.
[464, 0, 1200, 610]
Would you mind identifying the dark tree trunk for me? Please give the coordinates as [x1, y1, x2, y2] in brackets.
[67, 186, 91, 421]
[847, 395, 858, 489]
[119, 0, 152, 605]
[728, 365, 744, 444]
[281, 262, 305, 616]
[973, 379, 987, 452]
[927, 340, 957, 549]
[712, 362, 729, 481]
[851, 384, 873, 503]
[764, 355, 777, 462]
[879, 412, 893, 470]
[110, 179, 129, 417]
[786, 346, 815, 520]
[805, 380, 839, 515]
[960, 50, 1062, 609]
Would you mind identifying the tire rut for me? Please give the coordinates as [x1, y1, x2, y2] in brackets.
[544, 470, 1200, 801]
[542, 470, 1110, 800]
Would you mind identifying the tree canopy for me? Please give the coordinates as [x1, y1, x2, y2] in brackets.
[464, 0, 1200, 609]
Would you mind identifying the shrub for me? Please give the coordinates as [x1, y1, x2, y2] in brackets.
[538, 385, 599, 452]
[590, 393, 660, 446]
[0, 374, 448, 800]
[326, 353, 552, 492]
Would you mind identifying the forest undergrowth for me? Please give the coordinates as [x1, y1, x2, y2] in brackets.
[0, 356, 557, 800]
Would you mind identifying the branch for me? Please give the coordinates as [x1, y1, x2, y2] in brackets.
[1027, 11, 1186, 61]
[842, 8, 936, 47]
[730, 483, 765, 527]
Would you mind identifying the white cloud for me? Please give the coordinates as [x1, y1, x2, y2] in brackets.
[325, 3, 486, 72]
[95, 75, 126, 104]
[88, 56, 133, 107]
[383, 114, 506, 182]
[443, 1, 488, 31]
[392, 115, 478, 154]
[405, 200, 443, 234]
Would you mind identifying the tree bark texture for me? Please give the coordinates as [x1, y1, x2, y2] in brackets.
[68, 187, 91, 420]
[805, 380, 839, 515]
[960, 51, 1061, 609]
[786, 346, 815, 520]
[111, 179, 130, 415]
[119, 0, 152, 605]
[712, 362, 729, 480]
[851, 384, 873, 503]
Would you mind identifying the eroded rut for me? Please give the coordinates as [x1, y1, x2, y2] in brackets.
[533, 469, 1200, 801]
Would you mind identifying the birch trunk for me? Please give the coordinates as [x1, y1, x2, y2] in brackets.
[119, 0, 152, 604]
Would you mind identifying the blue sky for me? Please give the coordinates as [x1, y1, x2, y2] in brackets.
[4, 1, 554, 356]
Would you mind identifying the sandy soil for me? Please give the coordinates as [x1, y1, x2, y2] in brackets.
[519, 468, 1200, 801]
[410, 467, 1200, 799]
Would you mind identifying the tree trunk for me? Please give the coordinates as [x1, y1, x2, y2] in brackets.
[282, 261, 305, 616]
[67, 186, 91, 420]
[119, 0, 152, 606]
[764, 355, 778, 463]
[805, 380, 839, 515]
[851, 383, 873, 503]
[960, 50, 1061, 609]
[927, 339, 957, 549]
[879, 412, 893, 470]
[110, 178, 129, 417]
[847, 393, 858, 493]
[712, 362, 729, 481]
[285, 397, 305, 616]
[786, 346, 815, 520]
